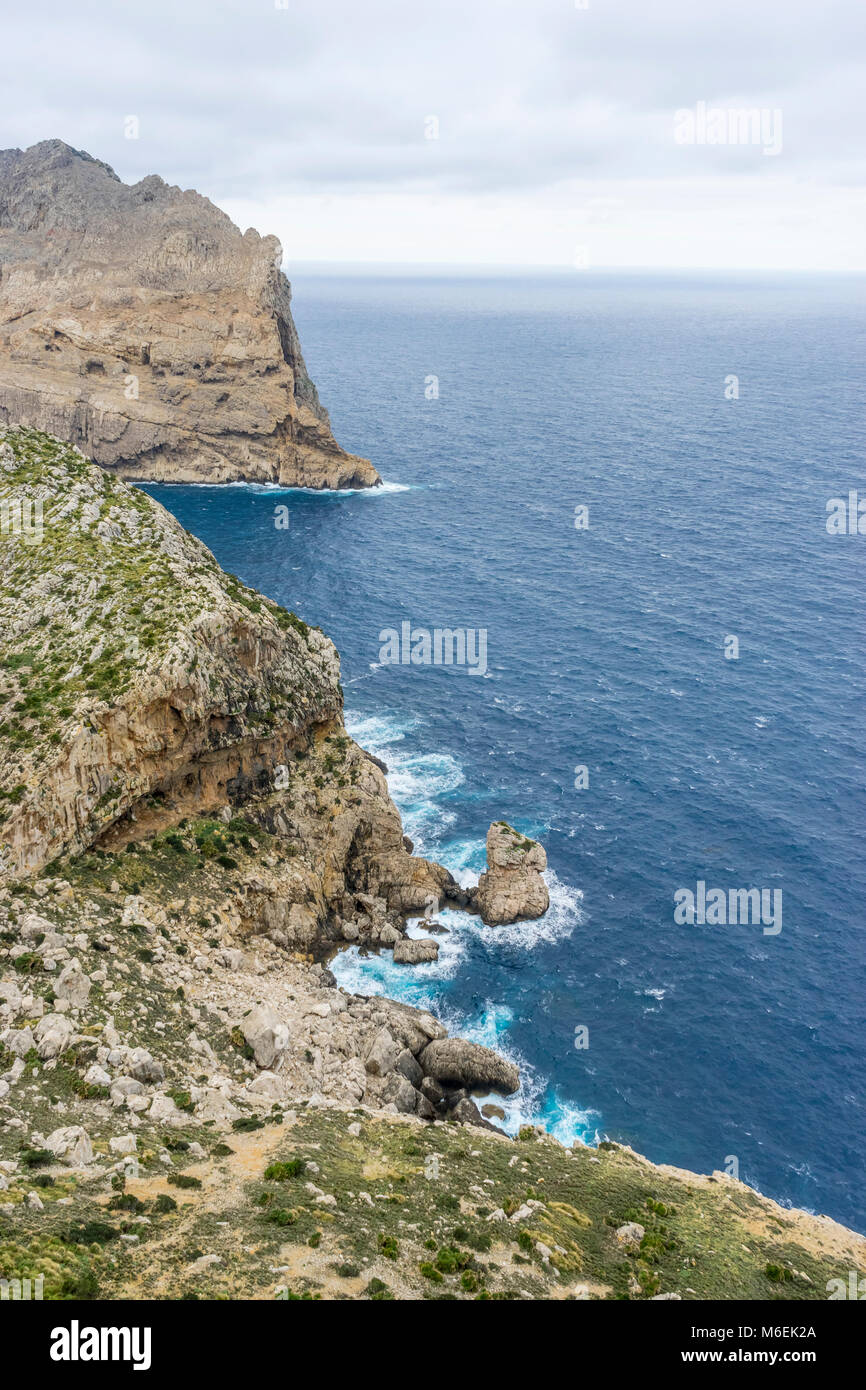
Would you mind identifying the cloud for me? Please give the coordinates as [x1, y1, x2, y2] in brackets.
[1, 0, 864, 266]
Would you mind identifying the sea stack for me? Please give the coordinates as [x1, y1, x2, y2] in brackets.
[471, 821, 550, 925]
[0, 140, 379, 489]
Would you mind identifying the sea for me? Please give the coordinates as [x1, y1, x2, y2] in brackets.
[142, 267, 866, 1234]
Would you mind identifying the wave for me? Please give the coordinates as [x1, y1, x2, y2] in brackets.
[139, 478, 412, 496]
[446, 1002, 601, 1147]
[346, 709, 464, 850]
[340, 704, 593, 1146]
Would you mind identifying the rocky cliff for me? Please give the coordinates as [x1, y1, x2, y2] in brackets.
[0, 141, 378, 488]
[1, 427, 862, 1302]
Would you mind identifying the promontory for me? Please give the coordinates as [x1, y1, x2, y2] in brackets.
[0, 141, 379, 489]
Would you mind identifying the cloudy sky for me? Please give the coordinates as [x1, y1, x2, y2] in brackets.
[2, 0, 865, 269]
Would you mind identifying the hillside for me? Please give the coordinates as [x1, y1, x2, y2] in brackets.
[0, 426, 863, 1301]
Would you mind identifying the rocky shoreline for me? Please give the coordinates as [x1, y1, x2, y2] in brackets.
[1, 425, 864, 1300]
[0, 424, 545, 1132]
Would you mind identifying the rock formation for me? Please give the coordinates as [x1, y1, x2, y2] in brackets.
[1, 426, 863, 1302]
[471, 821, 550, 925]
[0, 424, 506, 1129]
[0, 141, 379, 488]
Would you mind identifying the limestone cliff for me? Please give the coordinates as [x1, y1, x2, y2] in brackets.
[1, 427, 863, 1301]
[0, 427, 434, 917]
[0, 141, 378, 488]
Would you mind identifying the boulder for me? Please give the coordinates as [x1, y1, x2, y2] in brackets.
[376, 1000, 446, 1055]
[247, 1070, 287, 1101]
[109, 1134, 138, 1156]
[128, 1048, 164, 1084]
[615, 1222, 645, 1252]
[364, 1026, 400, 1077]
[33, 1013, 75, 1059]
[83, 1063, 112, 1088]
[191, 1086, 241, 1124]
[395, 1048, 424, 1088]
[420, 1076, 446, 1108]
[239, 1004, 289, 1070]
[54, 958, 91, 1009]
[393, 938, 439, 964]
[45, 1125, 93, 1167]
[148, 1093, 192, 1128]
[382, 1074, 419, 1114]
[1, 1026, 34, 1058]
[419, 1038, 520, 1095]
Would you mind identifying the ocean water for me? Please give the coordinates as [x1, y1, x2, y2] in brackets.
[142, 269, 866, 1233]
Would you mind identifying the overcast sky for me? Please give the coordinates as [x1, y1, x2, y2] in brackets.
[2, 0, 865, 270]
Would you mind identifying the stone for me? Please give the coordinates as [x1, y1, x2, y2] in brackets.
[54, 958, 91, 1008]
[419, 1038, 520, 1095]
[128, 1048, 164, 1084]
[83, 1064, 112, 1088]
[364, 1026, 400, 1077]
[191, 1087, 241, 1124]
[481, 1103, 507, 1121]
[383, 1074, 419, 1114]
[393, 938, 439, 964]
[239, 1004, 289, 1070]
[1, 1026, 34, 1058]
[148, 1093, 189, 1128]
[615, 1222, 645, 1252]
[420, 1076, 446, 1107]
[46, 1125, 93, 1167]
[247, 1070, 287, 1100]
[109, 1134, 138, 1156]
[33, 1013, 75, 1059]
[471, 822, 549, 926]
[415, 1092, 436, 1121]
[395, 1048, 424, 1088]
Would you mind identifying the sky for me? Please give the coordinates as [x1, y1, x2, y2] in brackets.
[2, 0, 865, 271]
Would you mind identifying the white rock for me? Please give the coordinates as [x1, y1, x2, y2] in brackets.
[34, 1013, 75, 1060]
[239, 1004, 289, 1070]
[46, 1125, 93, 1167]
[55, 958, 91, 1009]
[109, 1134, 138, 1156]
[1, 1026, 34, 1058]
[247, 1070, 286, 1100]
[84, 1064, 112, 1088]
[615, 1222, 645, 1251]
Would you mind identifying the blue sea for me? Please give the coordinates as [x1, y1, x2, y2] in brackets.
[143, 268, 866, 1234]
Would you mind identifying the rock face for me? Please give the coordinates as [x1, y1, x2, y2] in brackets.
[471, 822, 550, 925]
[0, 425, 451, 940]
[0, 141, 379, 489]
[0, 426, 530, 1138]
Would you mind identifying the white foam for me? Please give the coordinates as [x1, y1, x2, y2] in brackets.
[460, 869, 584, 951]
[139, 479, 412, 496]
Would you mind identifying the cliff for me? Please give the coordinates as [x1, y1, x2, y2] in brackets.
[1, 427, 863, 1302]
[0, 141, 379, 488]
